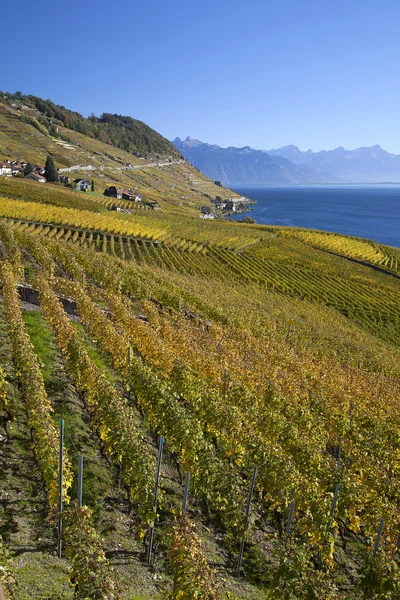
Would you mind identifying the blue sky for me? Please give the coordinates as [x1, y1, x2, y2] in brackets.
[3, 0, 400, 152]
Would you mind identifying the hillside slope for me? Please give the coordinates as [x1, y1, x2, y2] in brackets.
[2, 92, 181, 159]
[0, 96, 238, 212]
[0, 173, 400, 598]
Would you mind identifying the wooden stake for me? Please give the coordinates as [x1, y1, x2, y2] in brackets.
[327, 484, 340, 532]
[285, 500, 296, 534]
[77, 455, 83, 508]
[237, 465, 257, 576]
[182, 472, 190, 513]
[374, 518, 384, 554]
[147, 436, 164, 564]
[337, 437, 343, 471]
[127, 345, 131, 402]
[57, 419, 64, 558]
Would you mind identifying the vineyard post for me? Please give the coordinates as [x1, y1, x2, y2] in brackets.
[223, 369, 228, 401]
[147, 435, 164, 564]
[237, 465, 258, 576]
[285, 500, 296, 534]
[337, 437, 343, 471]
[348, 399, 354, 423]
[127, 345, 131, 402]
[326, 483, 340, 532]
[373, 518, 384, 554]
[57, 419, 64, 558]
[182, 472, 190, 513]
[285, 324, 291, 344]
[77, 455, 83, 509]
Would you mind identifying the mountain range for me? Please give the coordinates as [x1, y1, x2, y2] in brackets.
[173, 137, 400, 185]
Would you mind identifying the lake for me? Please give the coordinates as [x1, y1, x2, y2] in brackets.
[230, 185, 400, 248]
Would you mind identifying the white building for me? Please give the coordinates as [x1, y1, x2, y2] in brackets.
[0, 162, 12, 177]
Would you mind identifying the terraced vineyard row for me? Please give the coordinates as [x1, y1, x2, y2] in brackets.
[9, 219, 236, 280]
[0, 229, 221, 599]
[273, 226, 400, 275]
[15, 226, 400, 553]
[11, 215, 400, 346]
[0, 259, 121, 598]
[209, 246, 400, 345]
[10, 229, 395, 575]
[0, 196, 167, 243]
[2, 214, 400, 597]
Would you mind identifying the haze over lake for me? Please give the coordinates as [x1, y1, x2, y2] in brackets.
[231, 185, 400, 248]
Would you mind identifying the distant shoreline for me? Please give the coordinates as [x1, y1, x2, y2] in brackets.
[231, 182, 400, 188]
[226, 185, 400, 248]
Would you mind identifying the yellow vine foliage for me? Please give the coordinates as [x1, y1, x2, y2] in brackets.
[0, 262, 72, 514]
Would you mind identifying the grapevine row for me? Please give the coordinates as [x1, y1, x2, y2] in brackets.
[68, 281, 400, 558]
[5, 224, 400, 556]
[37, 274, 156, 530]
[0, 261, 72, 512]
[52, 277, 250, 533]
[10, 217, 400, 347]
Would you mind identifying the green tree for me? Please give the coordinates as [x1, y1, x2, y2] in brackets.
[44, 155, 59, 182]
[91, 180, 95, 192]
[24, 162, 34, 176]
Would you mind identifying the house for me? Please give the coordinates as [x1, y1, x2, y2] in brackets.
[74, 178, 91, 191]
[11, 161, 24, 174]
[0, 162, 12, 177]
[104, 186, 122, 199]
[32, 165, 46, 176]
[25, 172, 46, 183]
[122, 190, 142, 201]
[224, 200, 236, 212]
[211, 198, 225, 210]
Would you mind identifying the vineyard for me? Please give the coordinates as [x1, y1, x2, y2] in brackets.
[1, 178, 400, 599]
[267, 226, 400, 276]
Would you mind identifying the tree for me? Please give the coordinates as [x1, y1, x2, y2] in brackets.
[214, 180, 223, 187]
[91, 180, 95, 192]
[24, 162, 34, 176]
[44, 156, 59, 182]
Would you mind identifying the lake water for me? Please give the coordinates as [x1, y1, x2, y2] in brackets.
[230, 185, 400, 248]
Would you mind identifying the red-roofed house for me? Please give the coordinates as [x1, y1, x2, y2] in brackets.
[0, 162, 12, 177]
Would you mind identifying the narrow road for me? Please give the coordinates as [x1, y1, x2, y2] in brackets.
[59, 159, 186, 173]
